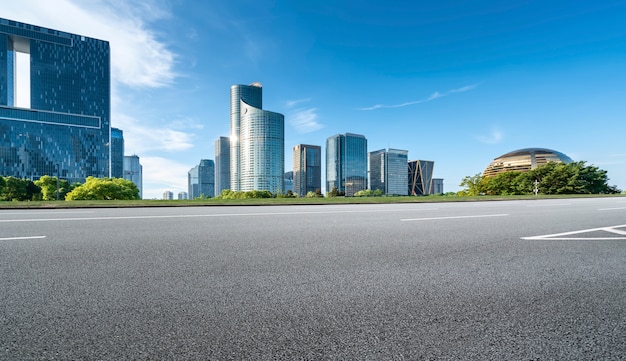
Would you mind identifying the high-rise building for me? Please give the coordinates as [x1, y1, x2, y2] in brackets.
[284, 171, 294, 193]
[188, 159, 215, 199]
[432, 178, 444, 195]
[230, 82, 284, 193]
[408, 160, 435, 196]
[369, 148, 408, 195]
[163, 191, 173, 200]
[0, 18, 111, 182]
[214, 136, 230, 196]
[123, 155, 142, 199]
[111, 128, 124, 178]
[178, 192, 188, 200]
[326, 133, 367, 196]
[293, 144, 321, 197]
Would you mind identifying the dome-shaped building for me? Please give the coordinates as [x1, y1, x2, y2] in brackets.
[483, 148, 573, 177]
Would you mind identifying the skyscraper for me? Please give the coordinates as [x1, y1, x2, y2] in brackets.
[214, 136, 230, 196]
[326, 133, 367, 196]
[230, 82, 284, 193]
[123, 155, 142, 199]
[0, 18, 111, 182]
[188, 159, 215, 199]
[111, 128, 124, 178]
[408, 160, 435, 196]
[369, 148, 408, 195]
[293, 144, 321, 196]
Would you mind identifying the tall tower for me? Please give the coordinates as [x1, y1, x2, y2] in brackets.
[326, 133, 367, 196]
[408, 160, 435, 196]
[123, 155, 142, 199]
[370, 148, 408, 195]
[0, 17, 111, 182]
[293, 144, 321, 196]
[230, 83, 284, 193]
[214, 136, 230, 196]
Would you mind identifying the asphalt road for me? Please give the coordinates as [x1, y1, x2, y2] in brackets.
[1, 198, 625, 360]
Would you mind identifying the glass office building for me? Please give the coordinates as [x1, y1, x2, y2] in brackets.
[123, 155, 142, 199]
[408, 160, 435, 196]
[370, 148, 408, 196]
[188, 159, 215, 199]
[111, 128, 124, 178]
[0, 18, 111, 182]
[293, 144, 321, 196]
[214, 136, 230, 196]
[230, 83, 284, 193]
[326, 133, 367, 196]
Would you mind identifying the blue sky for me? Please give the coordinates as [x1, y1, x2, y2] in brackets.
[5, 1, 626, 198]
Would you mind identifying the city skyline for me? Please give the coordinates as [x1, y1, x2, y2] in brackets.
[3, 2, 626, 198]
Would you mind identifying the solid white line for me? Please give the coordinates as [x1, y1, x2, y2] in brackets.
[598, 207, 626, 211]
[0, 236, 46, 241]
[401, 214, 509, 222]
[521, 224, 626, 240]
[523, 237, 626, 241]
[0, 208, 439, 223]
[526, 203, 572, 207]
[0, 211, 95, 215]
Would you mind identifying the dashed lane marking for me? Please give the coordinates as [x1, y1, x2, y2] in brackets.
[0, 236, 46, 241]
[401, 214, 509, 222]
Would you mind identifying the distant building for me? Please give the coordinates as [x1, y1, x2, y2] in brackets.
[432, 178, 444, 195]
[0, 17, 111, 182]
[483, 148, 573, 177]
[293, 144, 322, 196]
[326, 133, 368, 196]
[230, 82, 284, 193]
[284, 171, 294, 193]
[188, 159, 215, 199]
[123, 155, 142, 199]
[408, 160, 435, 196]
[178, 192, 188, 200]
[111, 128, 124, 178]
[163, 191, 173, 200]
[370, 149, 409, 195]
[215, 136, 230, 196]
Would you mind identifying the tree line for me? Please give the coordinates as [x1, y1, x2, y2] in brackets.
[0, 176, 140, 201]
[459, 161, 621, 196]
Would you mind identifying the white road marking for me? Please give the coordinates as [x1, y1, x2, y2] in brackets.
[526, 203, 572, 207]
[0, 208, 439, 223]
[522, 224, 626, 241]
[598, 207, 626, 211]
[0, 211, 95, 215]
[401, 214, 509, 222]
[0, 236, 46, 241]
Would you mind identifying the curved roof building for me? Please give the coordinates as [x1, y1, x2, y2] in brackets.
[483, 148, 573, 177]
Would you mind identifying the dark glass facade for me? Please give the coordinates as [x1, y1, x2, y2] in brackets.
[111, 127, 124, 178]
[188, 159, 215, 199]
[0, 18, 110, 182]
[326, 133, 367, 196]
[370, 148, 408, 195]
[123, 155, 142, 198]
[408, 160, 435, 196]
[293, 144, 321, 196]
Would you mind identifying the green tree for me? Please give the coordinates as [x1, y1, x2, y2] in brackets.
[458, 173, 486, 196]
[65, 177, 140, 200]
[34, 175, 72, 201]
[0, 177, 40, 201]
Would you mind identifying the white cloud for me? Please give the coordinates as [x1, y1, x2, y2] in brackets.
[140, 156, 192, 199]
[359, 84, 479, 111]
[476, 130, 503, 144]
[115, 114, 196, 153]
[3, 0, 176, 89]
[289, 108, 324, 134]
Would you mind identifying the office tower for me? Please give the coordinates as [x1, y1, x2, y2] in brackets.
[0, 18, 111, 182]
[188, 159, 215, 199]
[293, 144, 321, 196]
[432, 178, 444, 195]
[178, 192, 188, 200]
[283, 171, 294, 193]
[123, 155, 142, 199]
[230, 82, 284, 193]
[111, 128, 124, 178]
[163, 191, 173, 200]
[408, 160, 435, 195]
[214, 136, 230, 196]
[369, 148, 408, 195]
[326, 133, 367, 196]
